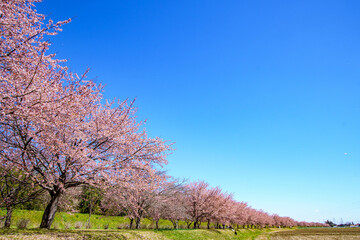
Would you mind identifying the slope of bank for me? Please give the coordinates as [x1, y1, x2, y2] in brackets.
[0, 228, 269, 240]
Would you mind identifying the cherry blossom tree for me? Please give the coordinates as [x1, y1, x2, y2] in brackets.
[204, 188, 233, 229]
[253, 210, 274, 228]
[161, 189, 189, 229]
[0, 0, 171, 229]
[272, 214, 282, 228]
[232, 201, 249, 228]
[103, 169, 169, 229]
[22, 91, 169, 229]
[146, 178, 187, 229]
[145, 199, 164, 229]
[151, 179, 187, 230]
[184, 181, 227, 229]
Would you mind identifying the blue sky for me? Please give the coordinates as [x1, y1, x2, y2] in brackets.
[37, 0, 360, 223]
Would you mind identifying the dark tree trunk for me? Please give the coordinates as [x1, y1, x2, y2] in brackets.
[171, 220, 176, 229]
[4, 206, 13, 228]
[171, 220, 179, 229]
[207, 219, 210, 229]
[40, 191, 62, 229]
[135, 217, 141, 229]
[88, 199, 93, 225]
[129, 218, 134, 229]
[193, 221, 198, 229]
[186, 222, 192, 229]
[155, 220, 159, 229]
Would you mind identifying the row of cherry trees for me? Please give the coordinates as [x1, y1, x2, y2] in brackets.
[101, 178, 327, 229]
[0, 0, 326, 230]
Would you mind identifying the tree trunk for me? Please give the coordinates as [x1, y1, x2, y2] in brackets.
[171, 220, 179, 229]
[155, 220, 159, 229]
[4, 205, 13, 228]
[129, 218, 134, 229]
[186, 222, 192, 229]
[88, 199, 92, 225]
[207, 219, 210, 229]
[193, 221, 198, 229]
[40, 191, 62, 229]
[171, 220, 177, 229]
[135, 217, 141, 229]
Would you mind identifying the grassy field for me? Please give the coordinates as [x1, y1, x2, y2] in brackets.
[0, 209, 272, 239]
[269, 228, 360, 240]
[0, 209, 269, 231]
[0, 209, 173, 230]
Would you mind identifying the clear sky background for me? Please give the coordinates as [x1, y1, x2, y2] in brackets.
[37, 0, 360, 223]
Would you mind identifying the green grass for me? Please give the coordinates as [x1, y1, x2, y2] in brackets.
[0, 209, 177, 230]
[157, 228, 266, 240]
[0, 209, 235, 230]
[0, 209, 288, 239]
[236, 229, 267, 240]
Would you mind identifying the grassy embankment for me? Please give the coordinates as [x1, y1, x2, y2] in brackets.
[1, 209, 150, 229]
[0, 209, 274, 239]
[0, 228, 268, 240]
